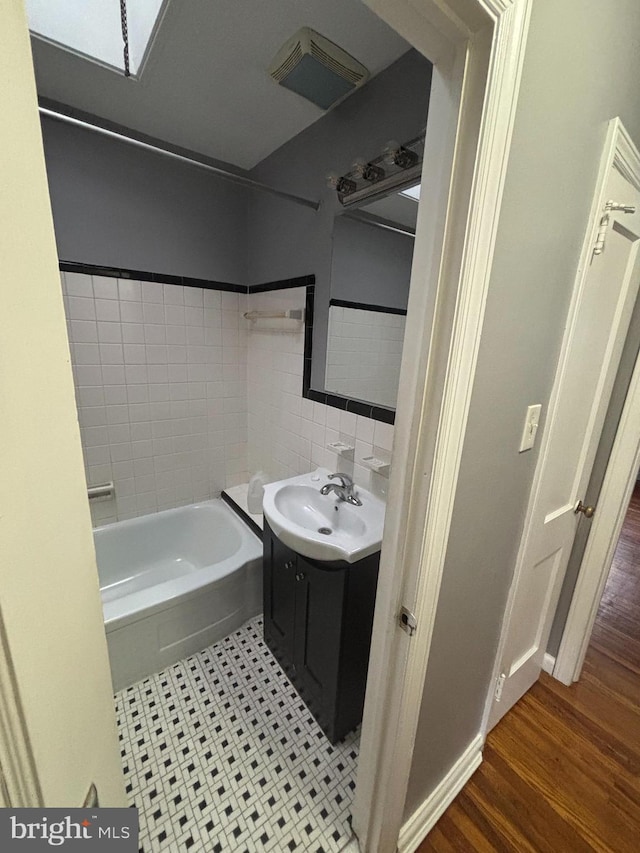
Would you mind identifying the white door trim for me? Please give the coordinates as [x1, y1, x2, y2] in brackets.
[482, 118, 640, 727]
[554, 124, 640, 683]
[0, 613, 42, 807]
[353, 0, 532, 849]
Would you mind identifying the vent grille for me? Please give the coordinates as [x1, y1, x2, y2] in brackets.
[271, 40, 303, 82]
[309, 40, 364, 85]
[268, 28, 369, 110]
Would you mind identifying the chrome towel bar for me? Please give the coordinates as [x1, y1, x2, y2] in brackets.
[87, 482, 114, 500]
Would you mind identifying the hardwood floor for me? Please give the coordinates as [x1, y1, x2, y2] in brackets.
[418, 487, 640, 852]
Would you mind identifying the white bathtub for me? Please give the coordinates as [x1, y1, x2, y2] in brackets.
[95, 500, 262, 691]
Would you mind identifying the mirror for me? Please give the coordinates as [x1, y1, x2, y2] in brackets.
[323, 183, 418, 409]
[319, 185, 418, 412]
[325, 303, 407, 408]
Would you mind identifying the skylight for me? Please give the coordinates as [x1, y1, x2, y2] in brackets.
[26, 0, 166, 77]
[400, 184, 421, 202]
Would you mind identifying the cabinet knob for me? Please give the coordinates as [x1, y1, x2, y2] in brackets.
[284, 560, 294, 570]
[295, 571, 305, 582]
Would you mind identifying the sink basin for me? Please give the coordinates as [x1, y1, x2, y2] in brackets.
[274, 485, 367, 537]
[262, 468, 385, 563]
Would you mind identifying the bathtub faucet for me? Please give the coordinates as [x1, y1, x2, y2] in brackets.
[320, 473, 362, 506]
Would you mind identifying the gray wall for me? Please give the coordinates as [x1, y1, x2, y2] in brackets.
[331, 216, 413, 309]
[405, 0, 640, 818]
[246, 49, 432, 389]
[41, 117, 249, 283]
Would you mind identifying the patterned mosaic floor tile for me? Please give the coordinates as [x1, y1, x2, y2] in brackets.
[115, 617, 359, 852]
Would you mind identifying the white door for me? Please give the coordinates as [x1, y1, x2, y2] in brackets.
[0, 1, 124, 806]
[488, 131, 640, 730]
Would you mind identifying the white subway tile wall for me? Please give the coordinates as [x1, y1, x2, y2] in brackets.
[63, 272, 248, 525]
[246, 288, 394, 499]
[64, 274, 394, 524]
[325, 305, 405, 409]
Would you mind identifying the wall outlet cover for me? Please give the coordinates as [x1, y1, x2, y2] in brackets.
[519, 403, 542, 453]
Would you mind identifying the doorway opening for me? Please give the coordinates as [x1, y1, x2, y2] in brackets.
[3, 0, 534, 846]
[587, 482, 640, 667]
[38, 2, 436, 849]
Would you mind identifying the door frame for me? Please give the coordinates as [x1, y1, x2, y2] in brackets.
[354, 0, 532, 850]
[553, 124, 640, 683]
[481, 118, 640, 728]
[1, 0, 125, 810]
[3, 0, 533, 839]
[0, 616, 42, 807]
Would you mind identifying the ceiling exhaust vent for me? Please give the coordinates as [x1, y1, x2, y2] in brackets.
[269, 28, 369, 111]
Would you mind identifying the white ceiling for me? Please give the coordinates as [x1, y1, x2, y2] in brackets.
[30, 0, 410, 170]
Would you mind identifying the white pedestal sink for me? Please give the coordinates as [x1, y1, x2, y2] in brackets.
[262, 468, 386, 563]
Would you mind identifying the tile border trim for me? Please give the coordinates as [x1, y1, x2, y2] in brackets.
[59, 260, 246, 293]
[221, 491, 263, 541]
[249, 275, 316, 294]
[329, 298, 407, 317]
[59, 261, 315, 296]
[60, 261, 393, 424]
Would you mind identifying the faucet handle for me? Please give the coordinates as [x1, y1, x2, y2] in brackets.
[329, 472, 353, 488]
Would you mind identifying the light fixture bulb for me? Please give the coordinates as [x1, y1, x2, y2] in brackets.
[327, 172, 357, 195]
[382, 140, 419, 169]
[352, 158, 367, 178]
[353, 158, 384, 183]
[337, 175, 357, 195]
[395, 147, 419, 169]
[383, 140, 401, 166]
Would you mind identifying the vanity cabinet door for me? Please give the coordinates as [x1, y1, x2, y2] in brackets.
[292, 557, 346, 739]
[263, 524, 297, 670]
[262, 522, 379, 743]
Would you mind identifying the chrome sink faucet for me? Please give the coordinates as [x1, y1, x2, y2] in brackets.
[320, 473, 363, 506]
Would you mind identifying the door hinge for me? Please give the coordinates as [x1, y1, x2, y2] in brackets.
[398, 606, 417, 637]
[0, 767, 10, 807]
[494, 673, 506, 702]
[82, 782, 99, 808]
[593, 199, 637, 255]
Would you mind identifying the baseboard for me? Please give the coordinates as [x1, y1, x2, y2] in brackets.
[397, 733, 483, 852]
[542, 652, 556, 675]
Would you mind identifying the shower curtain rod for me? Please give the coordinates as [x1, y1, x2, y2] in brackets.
[39, 107, 321, 212]
[344, 211, 416, 238]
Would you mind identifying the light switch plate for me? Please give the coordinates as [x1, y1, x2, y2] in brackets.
[519, 404, 542, 452]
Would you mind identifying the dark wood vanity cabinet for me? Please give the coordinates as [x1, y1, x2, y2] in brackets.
[263, 520, 379, 743]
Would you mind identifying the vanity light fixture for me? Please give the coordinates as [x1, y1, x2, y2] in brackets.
[328, 130, 425, 205]
[352, 158, 385, 183]
[327, 173, 358, 195]
[383, 140, 419, 169]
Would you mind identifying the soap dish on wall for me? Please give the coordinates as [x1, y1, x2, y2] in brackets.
[361, 456, 390, 476]
[327, 440, 355, 458]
